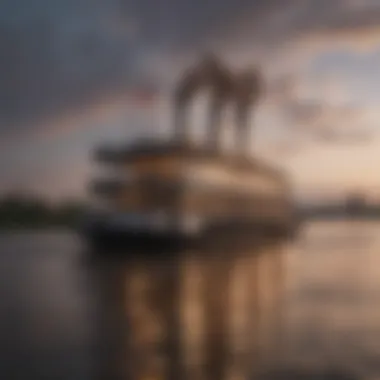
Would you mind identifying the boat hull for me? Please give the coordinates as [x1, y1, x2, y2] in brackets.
[81, 211, 295, 251]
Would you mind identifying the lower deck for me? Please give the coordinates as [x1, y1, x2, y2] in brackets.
[81, 207, 297, 251]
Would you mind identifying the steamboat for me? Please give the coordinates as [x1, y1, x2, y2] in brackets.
[82, 54, 297, 245]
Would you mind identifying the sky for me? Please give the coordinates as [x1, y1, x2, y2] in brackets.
[1, 0, 380, 203]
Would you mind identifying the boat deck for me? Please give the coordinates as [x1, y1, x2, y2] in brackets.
[94, 139, 285, 180]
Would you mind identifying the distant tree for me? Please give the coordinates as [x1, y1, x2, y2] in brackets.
[54, 200, 87, 226]
[345, 193, 366, 216]
[0, 193, 87, 229]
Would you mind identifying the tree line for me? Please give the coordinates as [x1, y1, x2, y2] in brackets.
[0, 194, 87, 229]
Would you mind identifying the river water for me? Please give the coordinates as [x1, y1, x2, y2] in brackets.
[0, 221, 379, 380]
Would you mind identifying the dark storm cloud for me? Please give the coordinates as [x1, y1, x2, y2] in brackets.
[0, 0, 143, 131]
[0, 0, 270, 132]
[1, 0, 380, 134]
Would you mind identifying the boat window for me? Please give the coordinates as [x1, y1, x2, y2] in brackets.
[184, 166, 284, 196]
[127, 156, 180, 177]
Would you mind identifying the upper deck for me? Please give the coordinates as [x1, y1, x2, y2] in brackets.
[94, 139, 286, 181]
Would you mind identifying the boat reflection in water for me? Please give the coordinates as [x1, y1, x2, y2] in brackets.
[90, 238, 287, 380]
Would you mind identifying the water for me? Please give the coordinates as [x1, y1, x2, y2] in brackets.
[0, 221, 379, 379]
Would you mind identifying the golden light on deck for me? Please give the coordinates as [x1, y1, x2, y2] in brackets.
[126, 156, 181, 177]
[116, 190, 141, 209]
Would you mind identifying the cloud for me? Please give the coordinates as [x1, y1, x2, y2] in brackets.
[0, 0, 287, 136]
[260, 70, 377, 149]
[0, 2, 133, 129]
[284, 100, 375, 144]
[2, 0, 380, 136]
[217, 0, 380, 51]
[0, 0, 179, 133]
